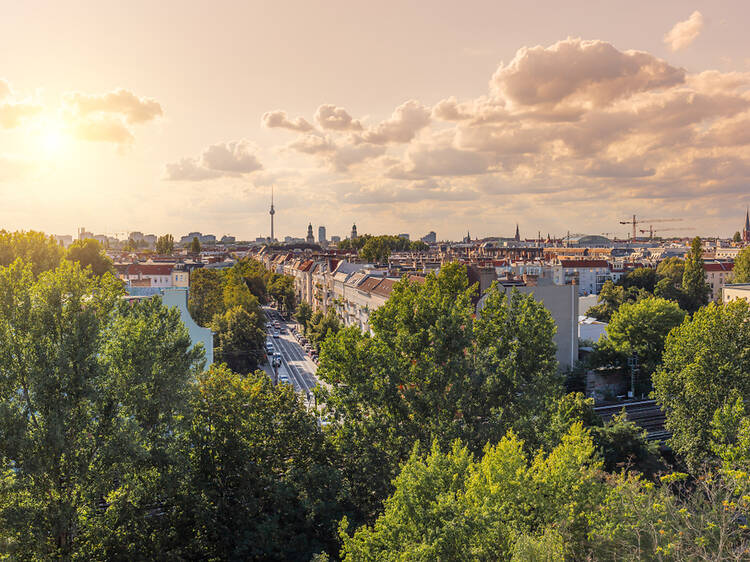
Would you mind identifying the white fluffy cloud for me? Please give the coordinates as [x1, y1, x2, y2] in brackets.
[165, 140, 263, 181]
[0, 79, 43, 129]
[261, 110, 314, 132]
[253, 37, 750, 228]
[664, 11, 704, 52]
[62, 88, 162, 145]
[315, 104, 362, 131]
[360, 100, 431, 144]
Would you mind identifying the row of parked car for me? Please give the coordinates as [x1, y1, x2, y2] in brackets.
[290, 326, 318, 363]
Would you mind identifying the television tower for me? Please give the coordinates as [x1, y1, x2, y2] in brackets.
[268, 186, 276, 244]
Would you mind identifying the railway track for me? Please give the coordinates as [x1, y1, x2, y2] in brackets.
[594, 399, 670, 442]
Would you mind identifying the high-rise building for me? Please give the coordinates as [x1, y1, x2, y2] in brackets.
[351, 223, 358, 239]
[318, 225, 327, 243]
[306, 223, 315, 244]
[421, 231, 437, 244]
[330, 235, 341, 244]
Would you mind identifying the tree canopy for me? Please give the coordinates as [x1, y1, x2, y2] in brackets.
[66, 238, 114, 276]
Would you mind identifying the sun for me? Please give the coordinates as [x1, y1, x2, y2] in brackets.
[30, 118, 71, 158]
[41, 127, 65, 154]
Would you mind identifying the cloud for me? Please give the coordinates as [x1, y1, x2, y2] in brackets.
[261, 110, 314, 132]
[69, 114, 135, 145]
[200, 140, 263, 173]
[164, 139, 263, 181]
[315, 104, 362, 131]
[0, 79, 10, 100]
[63, 89, 162, 123]
[61, 88, 162, 145]
[360, 100, 430, 144]
[0, 100, 43, 128]
[164, 157, 222, 181]
[287, 133, 335, 154]
[664, 11, 704, 52]
[492, 38, 685, 109]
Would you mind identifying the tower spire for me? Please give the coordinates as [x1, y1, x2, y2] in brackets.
[269, 185, 275, 243]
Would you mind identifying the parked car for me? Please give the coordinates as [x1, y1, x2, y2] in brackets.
[265, 343, 274, 354]
[272, 352, 282, 367]
[273, 332, 280, 339]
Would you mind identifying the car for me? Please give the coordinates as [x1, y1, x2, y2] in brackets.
[278, 375, 291, 385]
[265, 343, 274, 354]
[273, 332, 280, 339]
[272, 352, 282, 367]
[279, 328, 287, 334]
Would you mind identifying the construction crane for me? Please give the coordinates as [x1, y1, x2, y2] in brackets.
[639, 226, 694, 240]
[619, 215, 683, 242]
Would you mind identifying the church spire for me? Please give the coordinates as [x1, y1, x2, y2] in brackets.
[514, 223, 520, 242]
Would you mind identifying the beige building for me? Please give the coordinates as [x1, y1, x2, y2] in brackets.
[723, 284, 750, 304]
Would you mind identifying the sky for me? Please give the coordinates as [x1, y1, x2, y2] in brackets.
[1, 0, 749, 241]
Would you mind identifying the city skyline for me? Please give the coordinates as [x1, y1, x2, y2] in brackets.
[1, 1, 749, 239]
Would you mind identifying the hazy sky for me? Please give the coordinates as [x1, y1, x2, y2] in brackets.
[1, 1, 749, 241]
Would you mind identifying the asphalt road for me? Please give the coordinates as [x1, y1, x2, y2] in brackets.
[264, 308, 318, 395]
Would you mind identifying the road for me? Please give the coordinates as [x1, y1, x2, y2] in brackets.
[264, 307, 318, 395]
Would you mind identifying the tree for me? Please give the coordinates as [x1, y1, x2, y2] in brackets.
[0, 260, 202, 558]
[656, 257, 685, 287]
[317, 264, 561, 520]
[733, 231, 742, 243]
[0, 229, 63, 276]
[586, 280, 625, 321]
[653, 299, 750, 466]
[66, 238, 114, 276]
[190, 236, 201, 253]
[295, 301, 313, 332]
[306, 309, 340, 352]
[188, 268, 225, 326]
[682, 237, 710, 312]
[359, 237, 391, 263]
[156, 233, 174, 254]
[172, 366, 346, 560]
[213, 306, 265, 374]
[340, 424, 604, 561]
[620, 267, 659, 293]
[732, 246, 750, 283]
[267, 274, 295, 314]
[599, 296, 686, 386]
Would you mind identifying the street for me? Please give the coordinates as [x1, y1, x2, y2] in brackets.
[263, 307, 319, 395]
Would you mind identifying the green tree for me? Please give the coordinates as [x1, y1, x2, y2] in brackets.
[66, 238, 114, 276]
[0, 260, 202, 558]
[656, 257, 685, 287]
[653, 299, 750, 466]
[155, 233, 174, 254]
[587, 280, 626, 321]
[188, 268, 225, 326]
[340, 424, 604, 561]
[317, 264, 560, 519]
[213, 306, 265, 374]
[733, 231, 742, 243]
[190, 236, 201, 253]
[0, 229, 63, 276]
[599, 296, 686, 384]
[267, 274, 295, 314]
[682, 236, 710, 312]
[172, 366, 346, 560]
[306, 309, 340, 352]
[732, 246, 750, 283]
[620, 267, 659, 293]
[359, 237, 391, 263]
[295, 301, 313, 332]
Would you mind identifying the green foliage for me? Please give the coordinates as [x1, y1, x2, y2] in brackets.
[340, 424, 604, 561]
[188, 268, 225, 327]
[587, 280, 627, 322]
[732, 246, 750, 283]
[318, 264, 561, 520]
[213, 306, 265, 374]
[653, 299, 750, 466]
[0, 229, 63, 276]
[267, 274, 296, 314]
[338, 234, 429, 257]
[155, 233, 174, 254]
[295, 301, 313, 330]
[359, 237, 391, 263]
[190, 236, 201, 253]
[620, 267, 659, 293]
[306, 309, 341, 352]
[172, 366, 346, 560]
[0, 260, 201, 558]
[681, 236, 710, 312]
[66, 238, 114, 276]
[733, 231, 742, 243]
[598, 296, 686, 381]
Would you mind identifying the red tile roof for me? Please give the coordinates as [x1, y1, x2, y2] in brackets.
[704, 262, 734, 272]
[128, 264, 174, 276]
[559, 259, 608, 268]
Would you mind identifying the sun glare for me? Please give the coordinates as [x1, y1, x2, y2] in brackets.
[31, 119, 71, 158]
